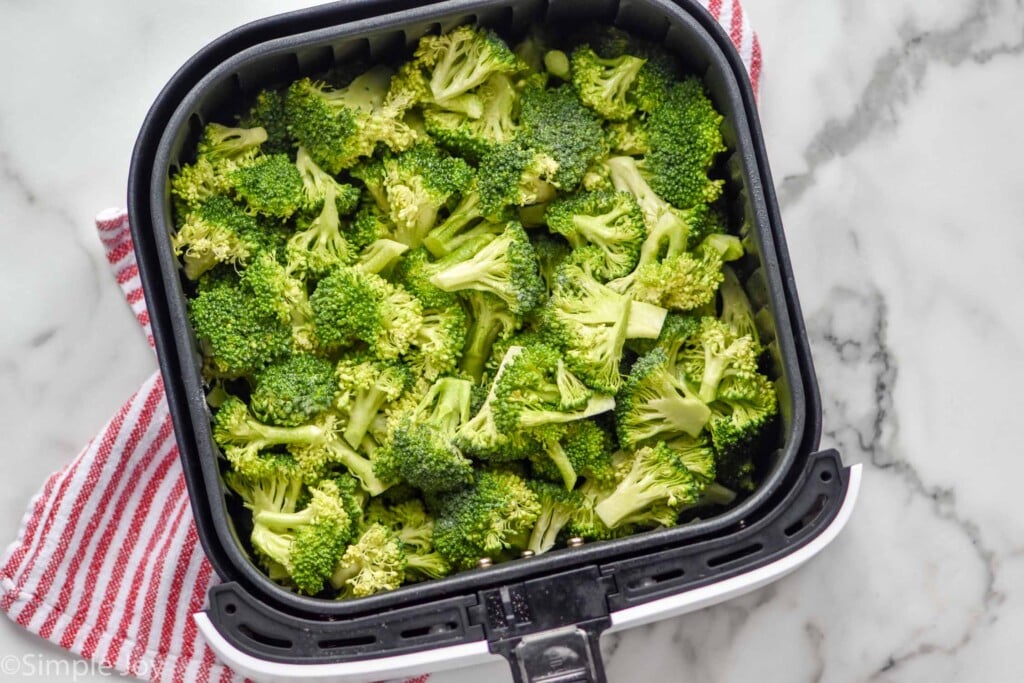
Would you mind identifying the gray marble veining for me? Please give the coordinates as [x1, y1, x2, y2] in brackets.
[1, 1, 1021, 681]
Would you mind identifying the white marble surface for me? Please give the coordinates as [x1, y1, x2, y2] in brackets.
[1, 0, 1022, 681]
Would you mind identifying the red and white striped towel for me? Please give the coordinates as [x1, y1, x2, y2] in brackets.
[0, 3, 759, 681]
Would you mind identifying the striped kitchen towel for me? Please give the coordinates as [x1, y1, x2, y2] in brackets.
[0, 3, 760, 681]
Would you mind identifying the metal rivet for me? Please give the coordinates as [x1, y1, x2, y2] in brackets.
[476, 557, 493, 569]
[567, 537, 585, 548]
[520, 550, 535, 559]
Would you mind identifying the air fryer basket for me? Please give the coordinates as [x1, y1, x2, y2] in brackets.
[127, 0, 858, 681]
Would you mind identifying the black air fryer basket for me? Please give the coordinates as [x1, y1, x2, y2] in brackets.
[127, 1, 861, 681]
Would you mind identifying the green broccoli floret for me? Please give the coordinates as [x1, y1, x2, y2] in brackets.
[197, 122, 268, 163]
[545, 190, 645, 281]
[614, 348, 711, 448]
[408, 306, 469, 381]
[530, 233, 572, 291]
[626, 311, 701, 358]
[375, 377, 475, 494]
[334, 354, 412, 449]
[240, 252, 315, 350]
[428, 221, 545, 316]
[422, 185, 504, 258]
[604, 155, 698, 239]
[665, 433, 718, 484]
[284, 67, 418, 173]
[376, 143, 473, 248]
[290, 437, 389, 496]
[250, 354, 337, 427]
[423, 73, 519, 160]
[718, 265, 759, 342]
[594, 442, 702, 528]
[310, 267, 423, 359]
[566, 474, 634, 541]
[477, 142, 560, 218]
[605, 119, 649, 156]
[347, 201, 394, 250]
[631, 240, 726, 312]
[169, 123, 267, 214]
[643, 78, 726, 209]
[213, 395, 336, 463]
[527, 480, 581, 555]
[413, 25, 522, 106]
[229, 153, 305, 219]
[171, 196, 264, 280]
[330, 523, 406, 598]
[454, 349, 532, 458]
[706, 365, 778, 492]
[190, 275, 292, 377]
[528, 420, 616, 488]
[366, 499, 452, 581]
[432, 469, 540, 570]
[570, 46, 645, 121]
[677, 317, 761, 403]
[459, 290, 520, 381]
[519, 81, 607, 190]
[240, 89, 292, 155]
[355, 238, 409, 277]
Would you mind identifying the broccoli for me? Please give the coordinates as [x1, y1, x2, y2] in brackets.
[407, 306, 469, 381]
[519, 81, 607, 190]
[431, 469, 541, 570]
[366, 499, 452, 581]
[284, 67, 418, 173]
[330, 523, 406, 598]
[677, 317, 761, 403]
[171, 196, 264, 280]
[334, 354, 412, 449]
[377, 143, 474, 248]
[428, 221, 545, 316]
[545, 190, 645, 281]
[706, 366, 778, 491]
[528, 420, 616, 487]
[197, 122, 268, 163]
[570, 46, 645, 121]
[229, 153, 305, 219]
[375, 377, 475, 494]
[630, 240, 726, 312]
[240, 252, 315, 350]
[459, 290, 519, 381]
[250, 354, 337, 427]
[310, 267, 423, 359]
[348, 201, 394, 250]
[240, 88, 292, 156]
[423, 73, 519, 160]
[421, 186, 500, 258]
[614, 348, 711, 448]
[718, 265, 759, 342]
[605, 119, 649, 156]
[527, 481, 581, 555]
[413, 25, 522, 106]
[291, 438, 389, 496]
[643, 78, 727, 209]
[477, 142, 560, 218]
[355, 238, 409, 277]
[594, 442, 703, 528]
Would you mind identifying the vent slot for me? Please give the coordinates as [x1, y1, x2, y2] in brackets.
[400, 621, 458, 639]
[707, 543, 763, 568]
[237, 624, 292, 650]
[318, 634, 376, 650]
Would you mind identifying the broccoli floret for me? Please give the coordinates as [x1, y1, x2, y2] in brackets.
[545, 190, 645, 281]
[355, 238, 409, 277]
[594, 442, 702, 528]
[375, 377, 475, 494]
[190, 275, 292, 377]
[197, 122, 268, 163]
[347, 201, 394, 250]
[677, 318, 761, 403]
[240, 252, 315, 350]
[310, 267, 423, 359]
[527, 480, 581, 555]
[626, 311, 701, 358]
[334, 354, 412, 449]
[530, 233, 572, 292]
[519, 82, 607, 191]
[213, 396, 336, 462]
[407, 306, 469, 381]
[240, 88, 292, 155]
[717, 265, 759, 342]
[366, 499, 452, 581]
[330, 523, 406, 598]
[454, 348, 532, 458]
[605, 119, 649, 156]
[413, 25, 522, 106]
[432, 469, 540, 570]
[528, 420, 616, 488]
[570, 46, 645, 121]
[424, 73, 519, 160]
[477, 142, 560, 218]
[644, 78, 726, 209]
[250, 354, 337, 427]
[614, 348, 711, 448]
[285, 68, 418, 173]
[422, 185, 502, 258]
[171, 196, 264, 280]
[428, 221, 545, 316]
[631, 241, 726, 312]
[376, 143, 473, 248]
[229, 154, 305, 219]
[459, 290, 519, 381]
[665, 433, 717, 484]
[291, 437, 389, 496]
[566, 474, 634, 541]
[706, 365, 778, 491]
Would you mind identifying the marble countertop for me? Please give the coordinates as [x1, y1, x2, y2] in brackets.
[2, 0, 1021, 681]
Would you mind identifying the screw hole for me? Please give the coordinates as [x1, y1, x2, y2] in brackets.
[224, 604, 237, 615]
[820, 470, 833, 483]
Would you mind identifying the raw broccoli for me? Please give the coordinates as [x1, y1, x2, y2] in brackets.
[614, 348, 711, 448]
[545, 190, 645, 281]
[594, 442, 702, 528]
[171, 196, 265, 280]
[630, 239, 726, 312]
[239, 252, 315, 350]
[529, 420, 617, 486]
[431, 469, 541, 570]
[291, 438, 389, 496]
[459, 290, 519, 381]
[355, 238, 409, 277]
[407, 306, 469, 381]
[423, 73, 519, 159]
[240, 88, 292, 155]
[643, 77, 727, 209]
[330, 523, 406, 598]
[519, 81, 607, 190]
[249, 353, 336, 428]
[677, 317, 761, 403]
[377, 143, 473, 248]
[197, 122, 268, 163]
[570, 46, 645, 121]
[375, 377, 475, 494]
[527, 481, 581, 555]
[284, 67, 418, 173]
[190, 275, 292, 377]
[428, 221, 545, 316]
[366, 499, 452, 581]
[348, 201, 394, 250]
[229, 153, 305, 219]
[477, 142, 560, 218]
[413, 25, 522, 107]
[422, 185, 503, 258]
[334, 354, 413, 449]
[706, 365, 778, 491]
[310, 267, 423, 359]
[718, 265, 759, 342]
[213, 396, 337, 472]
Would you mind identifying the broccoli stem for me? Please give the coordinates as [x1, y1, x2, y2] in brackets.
[325, 440, 387, 496]
[626, 301, 668, 339]
[542, 440, 578, 490]
[595, 478, 663, 528]
[343, 387, 391, 449]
